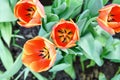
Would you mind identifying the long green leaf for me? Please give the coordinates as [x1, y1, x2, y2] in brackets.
[31, 71, 47, 80]
[0, 38, 13, 70]
[64, 65, 76, 79]
[0, 22, 12, 46]
[0, 0, 16, 22]
[0, 54, 22, 79]
[99, 72, 107, 80]
[111, 74, 120, 80]
[49, 63, 70, 72]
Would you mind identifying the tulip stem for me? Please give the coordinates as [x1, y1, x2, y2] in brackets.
[115, 67, 120, 75]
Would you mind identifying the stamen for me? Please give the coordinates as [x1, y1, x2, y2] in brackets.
[66, 36, 71, 39]
[39, 50, 44, 52]
[59, 35, 64, 37]
[68, 31, 72, 35]
[26, 13, 31, 16]
[62, 38, 66, 42]
[64, 30, 66, 33]
[27, 7, 35, 11]
[39, 53, 44, 56]
[38, 47, 50, 59]
[108, 14, 115, 22]
[58, 30, 64, 33]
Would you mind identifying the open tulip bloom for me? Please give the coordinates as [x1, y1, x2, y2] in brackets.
[51, 19, 79, 49]
[22, 36, 56, 72]
[14, 0, 45, 28]
[97, 4, 120, 34]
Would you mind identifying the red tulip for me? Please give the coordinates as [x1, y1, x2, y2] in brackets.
[97, 4, 120, 34]
[22, 36, 56, 72]
[14, 0, 45, 28]
[51, 19, 79, 49]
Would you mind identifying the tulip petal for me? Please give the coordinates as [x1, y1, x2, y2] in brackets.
[33, 0, 45, 17]
[97, 18, 115, 34]
[108, 22, 120, 28]
[23, 37, 45, 55]
[30, 59, 50, 72]
[114, 27, 120, 33]
[22, 53, 41, 66]
[99, 4, 117, 11]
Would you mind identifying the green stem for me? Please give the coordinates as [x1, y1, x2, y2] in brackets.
[14, 68, 27, 80]
[115, 67, 120, 75]
[80, 59, 85, 72]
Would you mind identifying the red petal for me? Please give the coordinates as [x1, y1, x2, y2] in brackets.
[23, 36, 45, 55]
[22, 53, 41, 66]
[97, 18, 115, 34]
[30, 59, 50, 72]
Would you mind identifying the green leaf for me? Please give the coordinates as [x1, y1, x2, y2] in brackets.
[0, 22, 12, 46]
[87, 0, 103, 16]
[52, 1, 67, 15]
[87, 60, 96, 68]
[104, 39, 120, 61]
[45, 6, 52, 13]
[38, 13, 59, 37]
[76, 9, 90, 20]
[68, 48, 83, 55]
[64, 54, 74, 64]
[78, 33, 103, 66]
[46, 13, 59, 31]
[0, 38, 13, 70]
[47, 13, 59, 22]
[95, 25, 111, 46]
[38, 26, 48, 37]
[102, 0, 109, 5]
[9, 0, 18, 9]
[49, 63, 70, 72]
[55, 49, 63, 64]
[0, 54, 22, 79]
[0, 0, 16, 22]
[76, 18, 87, 33]
[113, 0, 120, 4]
[31, 71, 47, 80]
[111, 74, 120, 80]
[52, 0, 83, 19]
[24, 68, 30, 80]
[0, 71, 9, 80]
[64, 65, 76, 79]
[99, 72, 107, 80]
[81, 17, 97, 35]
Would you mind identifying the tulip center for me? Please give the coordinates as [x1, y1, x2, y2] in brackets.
[26, 7, 36, 19]
[58, 28, 73, 43]
[108, 14, 115, 22]
[108, 6, 120, 22]
[17, 3, 36, 22]
[39, 47, 50, 59]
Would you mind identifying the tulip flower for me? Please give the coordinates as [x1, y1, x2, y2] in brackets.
[22, 36, 56, 72]
[14, 0, 45, 28]
[51, 19, 79, 49]
[97, 4, 120, 34]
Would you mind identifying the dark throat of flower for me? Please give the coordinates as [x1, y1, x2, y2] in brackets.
[39, 47, 50, 59]
[26, 7, 35, 19]
[107, 14, 115, 22]
[58, 29, 73, 43]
